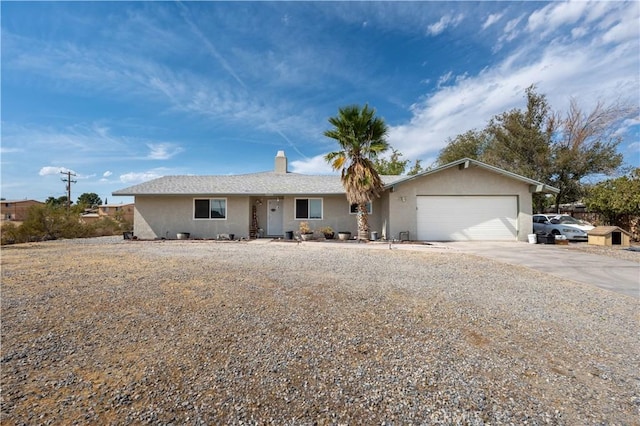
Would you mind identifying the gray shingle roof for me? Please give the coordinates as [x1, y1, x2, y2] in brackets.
[112, 172, 407, 196]
[112, 158, 558, 197]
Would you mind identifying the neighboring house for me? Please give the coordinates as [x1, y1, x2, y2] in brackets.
[98, 203, 135, 223]
[112, 151, 559, 242]
[81, 203, 135, 224]
[0, 199, 44, 221]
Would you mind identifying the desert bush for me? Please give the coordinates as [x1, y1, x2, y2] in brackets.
[0, 203, 135, 244]
[1, 222, 23, 245]
[90, 217, 121, 237]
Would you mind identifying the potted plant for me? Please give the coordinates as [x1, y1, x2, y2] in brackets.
[338, 231, 352, 241]
[299, 221, 314, 240]
[320, 226, 334, 240]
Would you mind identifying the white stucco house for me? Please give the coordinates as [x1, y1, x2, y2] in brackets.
[112, 151, 559, 242]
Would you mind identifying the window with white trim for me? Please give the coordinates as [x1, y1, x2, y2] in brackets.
[350, 202, 372, 214]
[194, 198, 227, 219]
[295, 198, 323, 219]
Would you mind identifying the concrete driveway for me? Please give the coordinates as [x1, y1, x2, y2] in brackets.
[434, 241, 640, 298]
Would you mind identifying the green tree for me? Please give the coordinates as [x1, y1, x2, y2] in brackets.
[373, 148, 409, 175]
[77, 192, 102, 208]
[437, 129, 492, 165]
[407, 159, 424, 176]
[373, 147, 424, 176]
[437, 86, 555, 212]
[436, 85, 633, 212]
[584, 168, 640, 226]
[324, 104, 389, 240]
[45, 196, 71, 207]
[483, 85, 555, 184]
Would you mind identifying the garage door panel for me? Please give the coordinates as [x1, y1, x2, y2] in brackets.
[417, 196, 517, 241]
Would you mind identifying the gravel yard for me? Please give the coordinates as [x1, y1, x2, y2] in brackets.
[2, 237, 639, 425]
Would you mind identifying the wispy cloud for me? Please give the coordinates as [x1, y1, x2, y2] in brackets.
[175, 1, 247, 90]
[501, 14, 524, 42]
[482, 13, 503, 30]
[436, 71, 453, 88]
[388, 2, 639, 163]
[2, 122, 169, 164]
[426, 13, 464, 36]
[120, 169, 167, 184]
[146, 143, 184, 160]
[290, 154, 333, 175]
[100, 171, 113, 182]
[0, 147, 23, 154]
[527, 1, 590, 35]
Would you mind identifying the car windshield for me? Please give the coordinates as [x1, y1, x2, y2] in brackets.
[552, 216, 583, 225]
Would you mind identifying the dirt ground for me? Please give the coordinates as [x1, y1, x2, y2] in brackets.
[1, 238, 639, 425]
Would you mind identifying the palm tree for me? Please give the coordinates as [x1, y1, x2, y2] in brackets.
[324, 104, 389, 240]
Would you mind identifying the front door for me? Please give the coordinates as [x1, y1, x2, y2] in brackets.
[267, 199, 283, 237]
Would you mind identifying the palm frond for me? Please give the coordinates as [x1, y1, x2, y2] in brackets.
[324, 104, 389, 233]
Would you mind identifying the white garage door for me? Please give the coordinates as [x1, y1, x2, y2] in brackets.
[417, 196, 518, 241]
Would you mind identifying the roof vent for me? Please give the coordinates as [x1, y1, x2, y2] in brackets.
[275, 150, 287, 174]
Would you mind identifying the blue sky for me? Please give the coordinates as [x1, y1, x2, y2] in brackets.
[1, 1, 639, 204]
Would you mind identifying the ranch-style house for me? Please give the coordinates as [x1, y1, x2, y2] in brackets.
[112, 151, 559, 242]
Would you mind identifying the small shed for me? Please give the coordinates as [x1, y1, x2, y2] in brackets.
[587, 226, 631, 247]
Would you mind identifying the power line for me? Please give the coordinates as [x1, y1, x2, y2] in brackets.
[60, 171, 77, 210]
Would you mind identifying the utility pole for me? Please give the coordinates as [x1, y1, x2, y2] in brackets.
[60, 171, 77, 210]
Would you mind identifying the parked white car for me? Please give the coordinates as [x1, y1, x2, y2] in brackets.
[532, 214, 595, 241]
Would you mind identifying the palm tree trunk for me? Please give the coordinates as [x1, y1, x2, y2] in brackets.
[357, 203, 369, 241]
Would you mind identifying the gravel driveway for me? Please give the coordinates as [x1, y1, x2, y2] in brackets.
[2, 237, 639, 425]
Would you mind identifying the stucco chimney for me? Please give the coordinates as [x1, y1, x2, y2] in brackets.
[275, 150, 287, 174]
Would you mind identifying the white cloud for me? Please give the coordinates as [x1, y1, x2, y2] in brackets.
[0, 147, 22, 154]
[614, 117, 640, 139]
[39, 166, 95, 180]
[120, 170, 165, 184]
[103, 171, 113, 177]
[146, 143, 184, 160]
[39, 166, 75, 176]
[482, 13, 503, 30]
[601, 9, 640, 44]
[500, 15, 524, 43]
[426, 14, 464, 36]
[386, 22, 639, 164]
[290, 154, 334, 175]
[571, 26, 588, 39]
[527, 1, 588, 34]
[436, 71, 453, 88]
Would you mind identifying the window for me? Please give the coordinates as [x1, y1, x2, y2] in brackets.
[295, 198, 322, 219]
[533, 215, 549, 224]
[194, 198, 227, 219]
[350, 202, 372, 215]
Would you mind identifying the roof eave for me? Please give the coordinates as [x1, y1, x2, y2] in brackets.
[112, 191, 348, 197]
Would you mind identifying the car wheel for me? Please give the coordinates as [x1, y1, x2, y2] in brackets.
[551, 229, 561, 235]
